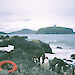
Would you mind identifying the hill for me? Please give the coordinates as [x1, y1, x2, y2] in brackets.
[37, 27, 74, 34]
[0, 32, 6, 34]
[10, 29, 36, 34]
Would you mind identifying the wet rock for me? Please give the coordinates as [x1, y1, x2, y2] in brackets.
[56, 46, 62, 49]
[66, 60, 73, 62]
[49, 57, 67, 73]
[71, 54, 75, 59]
[63, 59, 73, 62]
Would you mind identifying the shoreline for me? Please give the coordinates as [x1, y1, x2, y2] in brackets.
[45, 44, 75, 65]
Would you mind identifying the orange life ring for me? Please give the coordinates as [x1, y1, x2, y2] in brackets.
[0, 60, 17, 73]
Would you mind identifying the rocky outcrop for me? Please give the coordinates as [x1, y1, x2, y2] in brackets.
[0, 37, 52, 58]
[0, 36, 53, 75]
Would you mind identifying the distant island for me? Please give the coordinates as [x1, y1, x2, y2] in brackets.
[10, 29, 36, 34]
[0, 26, 75, 34]
[0, 32, 6, 34]
[36, 26, 75, 34]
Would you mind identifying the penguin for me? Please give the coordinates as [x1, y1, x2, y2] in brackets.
[43, 57, 50, 70]
[60, 66, 64, 74]
[64, 71, 67, 75]
[55, 63, 58, 72]
[40, 56, 44, 68]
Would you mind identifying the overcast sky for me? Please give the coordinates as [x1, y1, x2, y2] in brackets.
[0, 0, 75, 32]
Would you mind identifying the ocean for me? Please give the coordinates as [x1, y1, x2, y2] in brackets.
[0, 34, 75, 65]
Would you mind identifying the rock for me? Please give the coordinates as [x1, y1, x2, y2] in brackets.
[0, 37, 52, 59]
[56, 46, 62, 49]
[11, 71, 24, 75]
[49, 57, 67, 73]
[27, 66, 60, 75]
[32, 40, 53, 53]
[66, 60, 73, 62]
[71, 54, 75, 59]
[63, 59, 73, 62]
[0, 70, 24, 75]
[0, 36, 53, 75]
[0, 70, 9, 75]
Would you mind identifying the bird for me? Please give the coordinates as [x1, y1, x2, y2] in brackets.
[40, 56, 50, 70]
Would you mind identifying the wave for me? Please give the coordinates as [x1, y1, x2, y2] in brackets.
[48, 40, 75, 49]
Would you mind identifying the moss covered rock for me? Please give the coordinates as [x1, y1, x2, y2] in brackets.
[0, 36, 53, 75]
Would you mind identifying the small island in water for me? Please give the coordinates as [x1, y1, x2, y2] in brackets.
[37, 26, 75, 34]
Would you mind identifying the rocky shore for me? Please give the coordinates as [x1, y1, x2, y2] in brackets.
[0, 35, 75, 75]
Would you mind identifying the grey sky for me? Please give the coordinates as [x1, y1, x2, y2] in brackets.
[0, 0, 75, 32]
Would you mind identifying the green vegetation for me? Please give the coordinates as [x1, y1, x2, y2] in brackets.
[37, 27, 74, 34]
[0, 35, 10, 40]
[0, 35, 5, 39]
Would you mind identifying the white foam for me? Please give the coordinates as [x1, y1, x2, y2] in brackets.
[0, 45, 14, 52]
[45, 44, 75, 65]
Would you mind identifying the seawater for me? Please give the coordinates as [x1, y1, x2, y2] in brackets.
[1, 34, 75, 65]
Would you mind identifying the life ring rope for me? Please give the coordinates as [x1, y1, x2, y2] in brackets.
[0, 60, 17, 73]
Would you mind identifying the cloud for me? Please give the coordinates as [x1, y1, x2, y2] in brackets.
[0, 0, 75, 32]
[0, 27, 4, 29]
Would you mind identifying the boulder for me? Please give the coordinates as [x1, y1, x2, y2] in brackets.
[71, 54, 75, 59]
[56, 46, 62, 49]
